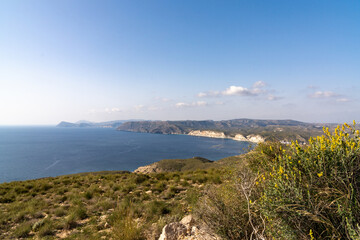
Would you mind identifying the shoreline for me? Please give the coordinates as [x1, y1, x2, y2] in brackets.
[186, 130, 265, 144]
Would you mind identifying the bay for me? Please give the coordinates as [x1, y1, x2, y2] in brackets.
[0, 127, 250, 183]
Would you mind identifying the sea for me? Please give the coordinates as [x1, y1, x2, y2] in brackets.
[0, 127, 250, 183]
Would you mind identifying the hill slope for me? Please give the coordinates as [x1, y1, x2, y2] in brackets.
[117, 119, 335, 143]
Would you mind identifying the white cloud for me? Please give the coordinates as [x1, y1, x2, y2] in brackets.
[308, 90, 350, 103]
[197, 91, 220, 97]
[196, 101, 207, 106]
[104, 107, 122, 113]
[309, 91, 339, 98]
[223, 86, 254, 96]
[198, 81, 278, 100]
[111, 108, 121, 112]
[175, 102, 188, 107]
[267, 94, 282, 101]
[175, 101, 208, 108]
[336, 98, 350, 103]
[154, 97, 172, 102]
[253, 81, 266, 88]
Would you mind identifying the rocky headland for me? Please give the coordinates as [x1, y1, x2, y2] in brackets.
[117, 119, 327, 143]
[188, 130, 265, 143]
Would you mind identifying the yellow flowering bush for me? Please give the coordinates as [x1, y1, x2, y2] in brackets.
[255, 122, 360, 239]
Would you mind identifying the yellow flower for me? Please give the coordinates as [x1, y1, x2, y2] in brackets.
[309, 229, 314, 240]
[317, 172, 323, 177]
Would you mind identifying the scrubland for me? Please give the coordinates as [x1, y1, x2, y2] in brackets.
[1, 122, 359, 239]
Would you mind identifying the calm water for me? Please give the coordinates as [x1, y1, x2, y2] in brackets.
[0, 127, 250, 183]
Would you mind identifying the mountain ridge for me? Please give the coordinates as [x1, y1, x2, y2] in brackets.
[117, 118, 336, 143]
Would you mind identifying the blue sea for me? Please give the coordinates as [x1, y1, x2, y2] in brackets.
[0, 127, 250, 183]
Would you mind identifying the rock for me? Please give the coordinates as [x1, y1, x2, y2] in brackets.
[188, 130, 226, 139]
[246, 134, 265, 143]
[180, 215, 195, 226]
[158, 215, 221, 240]
[233, 134, 248, 141]
[134, 163, 161, 173]
[158, 222, 188, 240]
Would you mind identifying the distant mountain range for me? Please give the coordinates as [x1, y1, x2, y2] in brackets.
[117, 119, 337, 143]
[57, 118, 338, 143]
[57, 120, 135, 128]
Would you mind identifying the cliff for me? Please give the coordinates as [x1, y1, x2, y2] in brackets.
[188, 130, 265, 143]
[118, 119, 324, 143]
[188, 130, 226, 139]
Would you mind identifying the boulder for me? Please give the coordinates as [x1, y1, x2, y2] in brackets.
[158, 215, 221, 240]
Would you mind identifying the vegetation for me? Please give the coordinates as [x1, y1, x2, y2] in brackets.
[2, 122, 359, 239]
[117, 119, 336, 143]
[153, 157, 214, 172]
[197, 122, 360, 239]
[0, 169, 224, 239]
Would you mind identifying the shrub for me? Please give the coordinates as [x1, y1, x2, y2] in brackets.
[37, 218, 54, 237]
[74, 206, 88, 220]
[109, 200, 144, 240]
[134, 174, 149, 184]
[13, 221, 32, 238]
[255, 123, 360, 239]
[195, 166, 264, 240]
[148, 200, 171, 216]
[84, 190, 93, 200]
[64, 214, 78, 230]
[54, 207, 66, 217]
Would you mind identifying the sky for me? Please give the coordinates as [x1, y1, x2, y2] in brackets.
[0, 0, 360, 125]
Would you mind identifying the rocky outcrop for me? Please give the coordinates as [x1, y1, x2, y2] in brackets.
[233, 134, 248, 141]
[188, 130, 226, 139]
[188, 131, 264, 143]
[158, 215, 221, 240]
[233, 134, 264, 143]
[246, 134, 265, 143]
[134, 163, 161, 174]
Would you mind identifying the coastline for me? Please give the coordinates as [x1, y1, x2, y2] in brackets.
[186, 130, 265, 144]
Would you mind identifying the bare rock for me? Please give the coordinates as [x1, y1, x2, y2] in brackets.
[134, 163, 161, 174]
[158, 215, 221, 240]
[159, 222, 188, 240]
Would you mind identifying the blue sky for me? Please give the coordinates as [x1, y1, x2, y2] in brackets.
[1, 0, 359, 125]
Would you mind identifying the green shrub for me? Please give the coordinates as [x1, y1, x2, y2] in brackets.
[13, 221, 32, 238]
[84, 190, 93, 200]
[255, 123, 360, 239]
[54, 207, 66, 217]
[74, 206, 88, 220]
[109, 200, 144, 240]
[37, 218, 54, 237]
[135, 174, 149, 184]
[64, 214, 78, 230]
[148, 200, 171, 216]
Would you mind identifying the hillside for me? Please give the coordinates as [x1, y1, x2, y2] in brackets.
[1, 123, 359, 239]
[0, 167, 226, 239]
[117, 119, 335, 143]
[57, 120, 129, 128]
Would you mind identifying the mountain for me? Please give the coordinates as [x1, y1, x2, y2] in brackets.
[117, 119, 336, 143]
[56, 120, 131, 128]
